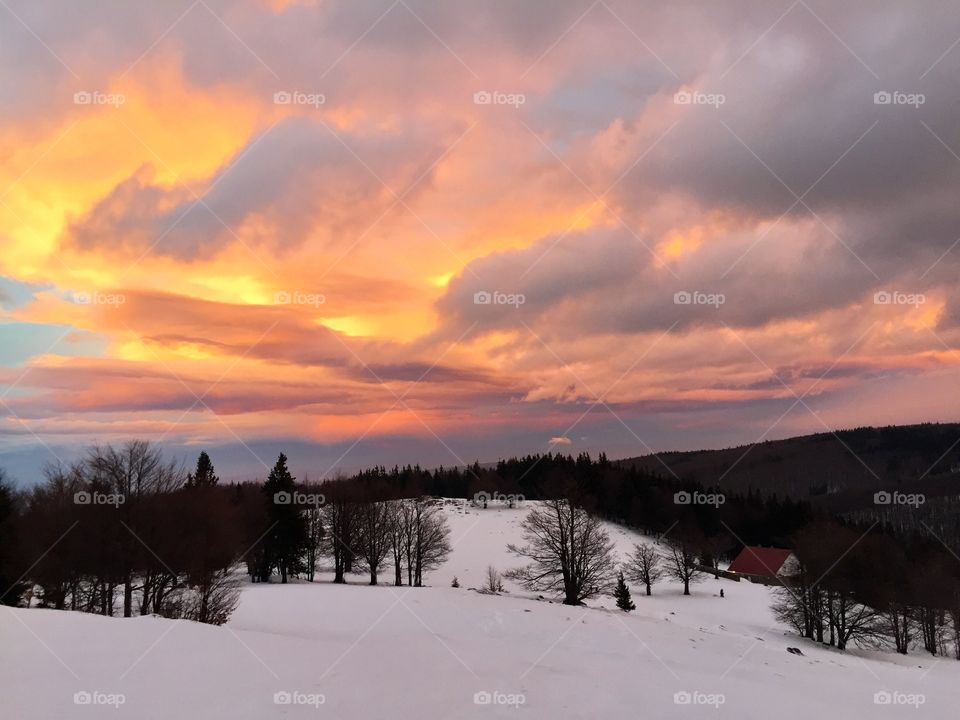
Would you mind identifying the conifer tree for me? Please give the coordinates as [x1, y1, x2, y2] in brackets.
[614, 571, 635, 612]
[186, 451, 219, 488]
[261, 453, 308, 583]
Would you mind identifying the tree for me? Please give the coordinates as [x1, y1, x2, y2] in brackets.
[0, 472, 26, 606]
[261, 453, 308, 583]
[388, 500, 410, 586]
[181, 569, 240, 626]
[303, 500, 324, 583]
[86, 441, 184, 617]
[614, 571, 635, 612]
[323, 483, 358, 584]
[485, 565, 503, 593]
[355, 497, 392, 585]
[663, 527, 705, 596]
[185, 451, 219, 488]
[773, 521, 878, 650]
[625, 543, 662, 596]
[409, 500, 451, 586]
[506, 497, 615, 605]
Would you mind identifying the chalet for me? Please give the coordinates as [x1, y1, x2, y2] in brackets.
[726, 546, 799, 586]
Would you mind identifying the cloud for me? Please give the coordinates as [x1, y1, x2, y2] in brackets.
[4, 0, 960, 480]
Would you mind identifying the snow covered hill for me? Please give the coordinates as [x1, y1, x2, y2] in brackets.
[3, 500, 956, 718]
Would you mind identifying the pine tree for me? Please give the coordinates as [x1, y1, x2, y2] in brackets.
[614, 571, 635, 612]
[261, 453, 308, 583]
[186, 451, 219, 488]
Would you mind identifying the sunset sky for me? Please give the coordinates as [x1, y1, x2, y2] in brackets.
[2, 0, 960, 483]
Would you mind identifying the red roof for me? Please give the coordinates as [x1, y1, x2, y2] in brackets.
[728, 546, 794, 577]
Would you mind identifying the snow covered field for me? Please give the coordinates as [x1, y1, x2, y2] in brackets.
[3, 500, 956, 718]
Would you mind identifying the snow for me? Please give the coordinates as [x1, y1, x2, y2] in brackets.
[2, 499, 956, 718]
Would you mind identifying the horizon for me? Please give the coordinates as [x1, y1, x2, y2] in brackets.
[5, 418, 958, 487]
[4, 1, 960, 488]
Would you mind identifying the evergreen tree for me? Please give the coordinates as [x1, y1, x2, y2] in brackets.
[614, 571, 635, 612]
[186, 451, 219, 488]
[0, 474, 25, 606]
[261, 454, 308, 583]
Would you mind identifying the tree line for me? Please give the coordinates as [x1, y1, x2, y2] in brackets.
[0, 444, 453, 625]
[2, 445, 959, 659]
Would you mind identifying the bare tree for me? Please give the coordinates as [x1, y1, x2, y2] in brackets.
[506, 498, 615, 605]
[181, 569, 241, 626]
[409, 500, 451, 586]
[624, 543, 662, 596]
[86, 441, 185, 616]
[355, 499, 393, 585]
[322, 483, 358, 584]
[485, 565, 503, 593]
[388, 500, 411, 586]
[301, 481, 325, 582]
[662, 528, 705, 596]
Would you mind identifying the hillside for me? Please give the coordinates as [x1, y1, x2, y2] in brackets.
[619, 423, 960, 506]
[4, 500, 954, 719]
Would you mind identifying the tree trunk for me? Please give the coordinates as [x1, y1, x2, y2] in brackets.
[123, 576, 133, 617]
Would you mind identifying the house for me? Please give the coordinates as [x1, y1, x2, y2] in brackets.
[726, 546, 799, 586]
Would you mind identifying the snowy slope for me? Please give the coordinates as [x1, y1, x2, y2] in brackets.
[3, 500, 955, 719]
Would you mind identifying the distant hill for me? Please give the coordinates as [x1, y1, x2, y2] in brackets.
[619, 423, 960, 511]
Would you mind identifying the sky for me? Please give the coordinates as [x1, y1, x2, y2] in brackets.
[2, 0, 960, 484]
